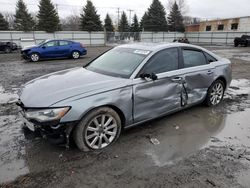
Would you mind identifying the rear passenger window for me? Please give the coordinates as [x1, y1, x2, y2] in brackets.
[204, 52, 217, 63]
[182, 50, 207, 68]
[59, 41, 71, 46]
[143, 48, 179, 74]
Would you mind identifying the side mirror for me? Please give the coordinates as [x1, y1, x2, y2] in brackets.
[140, 73, 158, 81]
[42, 46, 46, 49]
[150, 73, 158, 81]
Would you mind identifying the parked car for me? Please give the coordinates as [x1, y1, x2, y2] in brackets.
[234, 35, 250, 47]
[17, 43, 232, 151]
[173, 38, 190, 44]
[0, 41, 18, 53]
[21, 39, 87, 62]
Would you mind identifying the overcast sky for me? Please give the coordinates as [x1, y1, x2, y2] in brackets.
[1, 0, 250, 22]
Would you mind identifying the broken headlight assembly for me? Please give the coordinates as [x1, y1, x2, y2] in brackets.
[25, 107, 70, 122]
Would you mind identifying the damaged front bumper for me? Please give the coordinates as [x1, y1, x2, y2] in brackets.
[17, 103, 77, 147]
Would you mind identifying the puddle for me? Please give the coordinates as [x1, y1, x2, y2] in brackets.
[144, 108, 250, 167]
[0, 85, 18, 104]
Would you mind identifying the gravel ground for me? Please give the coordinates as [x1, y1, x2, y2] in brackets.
[0, 45, 250, 188]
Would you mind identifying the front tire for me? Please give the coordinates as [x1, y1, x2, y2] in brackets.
[4, 47, 11, 53]
[205, 80, 225, 106]
[30, 53, 40, 62]
[73, 107, 122, 151]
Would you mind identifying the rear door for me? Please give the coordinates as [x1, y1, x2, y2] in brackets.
[58, 40, 72, 57]
[179, 47, 215, 105]
[133, 48, 183, 123]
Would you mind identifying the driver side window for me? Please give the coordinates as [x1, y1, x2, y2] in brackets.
[44, 41, 57, 47]
[143, 48, 179, 74]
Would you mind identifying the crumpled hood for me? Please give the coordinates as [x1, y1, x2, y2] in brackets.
[22, 44, 38, 51]
[19, 67, 130, 107]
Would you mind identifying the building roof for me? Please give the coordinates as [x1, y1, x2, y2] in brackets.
[186, 16, 250, 26]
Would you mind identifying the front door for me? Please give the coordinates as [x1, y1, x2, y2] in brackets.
[133, 48, 183, 123]
[40, 40, 59, 58]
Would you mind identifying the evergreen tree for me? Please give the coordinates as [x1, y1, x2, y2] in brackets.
[142, 0, 168, 31]
[140, 12, 149, 31]
[80, 0, 103, 31]
[130, 14, 140, 41]
[104, 14, 114, 32]
[37, 0, 61, 32]
[168, 2, 185, 32]
[14, 0, 35, 31]
[0, 13, 9, 30]
[130, 14, 140, 32]
[118, 12, 129, 32]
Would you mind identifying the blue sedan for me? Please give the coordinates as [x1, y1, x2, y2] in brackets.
[21, 39, 87, 62]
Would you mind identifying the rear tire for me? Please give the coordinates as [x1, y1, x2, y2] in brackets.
[30, 53, 40, 62]
[205, 80, 225, 106]
[71, 51, 80, 59]
[73, 107, 122, 151]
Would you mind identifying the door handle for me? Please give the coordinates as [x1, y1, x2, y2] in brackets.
[207, 70, 213, 75]
[172, 77, 182, 82]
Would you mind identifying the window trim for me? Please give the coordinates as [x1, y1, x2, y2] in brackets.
[135, 47, 181, 78]
[180, 47, 209, 69]
[203, 51, 218, 63]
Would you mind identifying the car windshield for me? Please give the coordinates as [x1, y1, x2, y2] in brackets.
[38, 39, 50, 45]
[86, 47, 151, 78]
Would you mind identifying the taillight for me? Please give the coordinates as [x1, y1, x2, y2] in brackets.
[80, 43, 85, 48]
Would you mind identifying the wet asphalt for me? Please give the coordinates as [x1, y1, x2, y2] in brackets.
[1, 45, 250, 187]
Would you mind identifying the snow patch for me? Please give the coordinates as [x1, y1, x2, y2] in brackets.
[0, 86, 18, 104]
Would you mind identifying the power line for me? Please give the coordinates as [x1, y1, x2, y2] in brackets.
[117, 8, 120, 27]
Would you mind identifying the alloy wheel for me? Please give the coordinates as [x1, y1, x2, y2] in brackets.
[85, 114, 118, 149]
[72, 51, 80, 59]
[31, 54, 39, 62]
[210, 82, 224, 105]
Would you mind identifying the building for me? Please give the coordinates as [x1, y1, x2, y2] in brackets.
[185, 16, 250, 32]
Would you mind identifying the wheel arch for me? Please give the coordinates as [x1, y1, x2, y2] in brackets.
[77, 104, 126, 128]
[71, 49, 81, 54]
[215, 76, 227, 88]
[29, 51, 41, 56]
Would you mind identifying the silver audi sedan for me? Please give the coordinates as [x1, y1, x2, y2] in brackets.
[17, 43, 232, 151]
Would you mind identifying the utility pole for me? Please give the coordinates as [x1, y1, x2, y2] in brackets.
[127, 9, 134, 26]
[116, 7, 120, 28]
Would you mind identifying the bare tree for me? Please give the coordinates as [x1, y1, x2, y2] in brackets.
[183, 16, 201, 25]
[167, 0, 189, 15]
[61, 15, 80, 31]
[4, 12, 15, 30]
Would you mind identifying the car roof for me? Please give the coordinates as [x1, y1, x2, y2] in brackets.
[118, 42, 205, 51]
[46, 39, 73, 42]
[117, 42, 221, 60]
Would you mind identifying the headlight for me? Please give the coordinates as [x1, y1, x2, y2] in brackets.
[25, 107, 70, 122]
